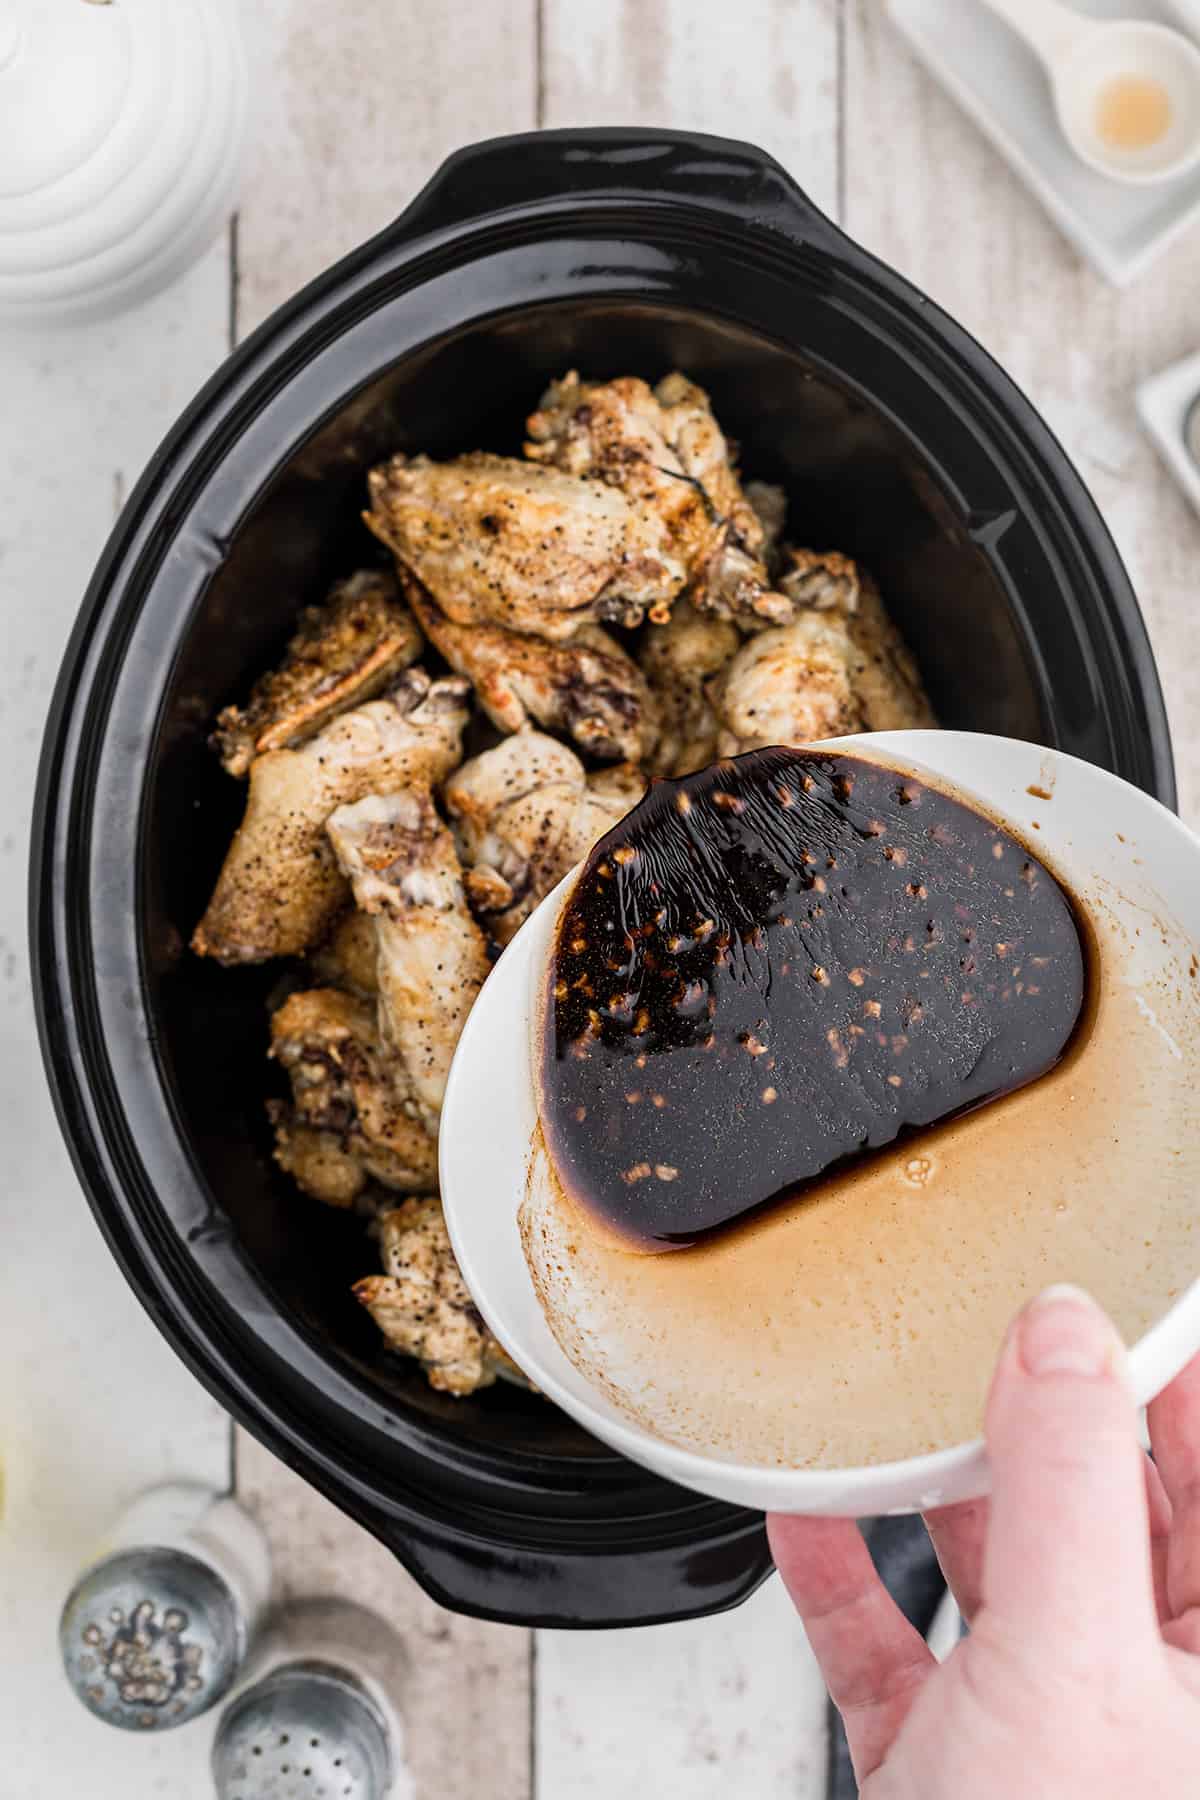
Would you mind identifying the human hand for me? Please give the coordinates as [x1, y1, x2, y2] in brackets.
[768, 1286, 1200, 1797]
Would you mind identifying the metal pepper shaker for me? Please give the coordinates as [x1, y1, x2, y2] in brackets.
[58, 1481, 271, 1732]
[211, 1598, 412, 1800]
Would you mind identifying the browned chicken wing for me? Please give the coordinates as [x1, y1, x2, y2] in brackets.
[525, 371, 791, 626]
[193, 668, 470, 965]
[326, 789, 490, 1133]
[707, 613, 864, 756]
[268, 987, 437, 1205]
[213, 569, 423, 777]
[445, 730, 643, 944]
[354, 1197, 523, 1395]
[404, 572, 658, 763]
[365, 450, 682, 641]
[707, 575, 934, 756]
[639, 598, 740, 777]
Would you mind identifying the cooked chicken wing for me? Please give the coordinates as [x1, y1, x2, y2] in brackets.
[326, 790, 490, 1133]
[213, 569, 423, 777]
[708, 613, 863, 756]
[525, 371, 792, 626]
[365, 450, 682, 641]
[845, 575, 936, 731]
[193, 668, 470, 965]
[444, 731, 643, 944]
[269, 1115, 371, 1209]
[354, 1196, 523, 1395]
[777, 545, 863, 615]
[707, 576, 935, 755]
[310, 907, 380, 997]
[269, 987, 437, 1205]
[639, 599, 740, 777]
[404, 573, 658, 763]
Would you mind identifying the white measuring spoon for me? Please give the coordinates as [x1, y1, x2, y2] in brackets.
[981, 0, 1200, 184]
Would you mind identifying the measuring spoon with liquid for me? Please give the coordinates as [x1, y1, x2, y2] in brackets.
[980, 0, 1200, 184]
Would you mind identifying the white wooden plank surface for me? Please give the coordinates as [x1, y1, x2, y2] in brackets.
[236, 0, 539, 335]
[844, 0, 1200, 823]
[0, 237, 233, 1798]
[537, 1576, 827, 1800]
[236, 1435, 533, 1800]
[540, 0, 841, 219]
[535, 7, 842, 1795]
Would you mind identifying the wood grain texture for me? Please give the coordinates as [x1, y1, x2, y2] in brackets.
[236, 0, 538, 334]
[236, 1434, 532, 1800]
[845, 0, 1200, 822]
[537, 1576, 827, 1800]
[541, 0, 841, 217]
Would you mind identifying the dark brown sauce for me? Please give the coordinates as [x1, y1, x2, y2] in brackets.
[540, 748, 1088, 1250]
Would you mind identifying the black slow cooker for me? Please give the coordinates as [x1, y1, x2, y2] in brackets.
[31, 129, 1174, 1628]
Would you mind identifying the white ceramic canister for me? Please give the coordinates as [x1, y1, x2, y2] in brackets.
[0, 0, 248, 323]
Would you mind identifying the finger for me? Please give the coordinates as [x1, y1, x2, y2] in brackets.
[1148, 1350, 1200, 1623]
[1145, 1455, 1174, 1627]
[768, 1514, 934, 1783]
[925, 1497, 989, 1623]
[929, 1455, 1171, 1629]
[983, 1286, 1157, 1659]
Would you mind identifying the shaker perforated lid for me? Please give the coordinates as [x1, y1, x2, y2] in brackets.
[212, 1663, 393, 1800]
[59, 1546, 243, 1731]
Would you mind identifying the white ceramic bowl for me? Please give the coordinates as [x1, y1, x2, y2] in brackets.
[441, 733, 1200, 1515]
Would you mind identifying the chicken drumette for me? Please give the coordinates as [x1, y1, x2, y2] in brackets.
[193, 667, 470, 965]
[269, 987, 437, 1206]
[445, 730, 643, 944]
[354, 1197, 523, 1395]
[707, 572, 934, 756]
[326, 788, 490, 1133]
[639, 599, 740, 778]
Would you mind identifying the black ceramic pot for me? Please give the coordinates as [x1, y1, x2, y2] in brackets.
[31, 129, 1174, 1628]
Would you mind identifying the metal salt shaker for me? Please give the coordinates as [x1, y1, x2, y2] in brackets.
[59, 1481, 271, 1732]
[211, 1597, 412, 1800]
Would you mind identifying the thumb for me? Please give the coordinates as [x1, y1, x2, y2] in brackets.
[981, 1285, 1157, 1660]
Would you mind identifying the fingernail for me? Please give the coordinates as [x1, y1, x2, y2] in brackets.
[1018, 1284, 1119, 1379]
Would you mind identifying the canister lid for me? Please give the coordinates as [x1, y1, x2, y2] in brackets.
[59, 1545, 243, 1731]
[0, 0, 247, 319]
